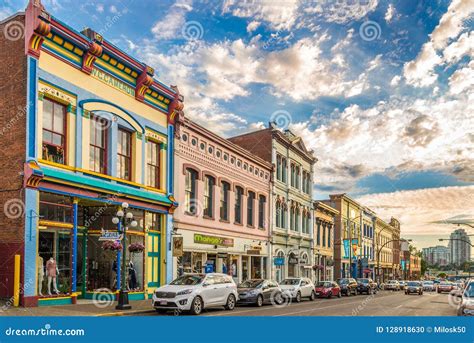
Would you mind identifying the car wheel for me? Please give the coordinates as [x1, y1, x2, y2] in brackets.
[338, 291, 342, 298]
[328, 291, 332, 299]
[295, 292, 301, 303]
[190, 296, 203, 315]
[155, 309, 167, 314]
[310, 291, 316, 301]
[225, 294, 236, 310]
[256, 295, 263, 307]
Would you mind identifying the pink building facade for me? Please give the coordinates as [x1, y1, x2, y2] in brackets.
[172, 119, 272, 283]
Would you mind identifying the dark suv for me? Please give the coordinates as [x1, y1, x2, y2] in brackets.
[356, 278, 378, 295]
[337, 278, 358, 296]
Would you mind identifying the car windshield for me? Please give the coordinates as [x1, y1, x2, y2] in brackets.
[280, 279, 300, 285]
[440, 282, 451, 286]
[317, 282, 332, 287]
[170, 275, 204, 285]
[337, 279, 349, 284]
[388, 280, 397, 284]
[464, 284, 474, 297]
[423, 281, 433, 285]
[239, 280, 263, 288]
[407, 282, 420, 286]
[357, 279, 369, 284]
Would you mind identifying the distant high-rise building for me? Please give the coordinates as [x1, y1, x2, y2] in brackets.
[422, 246, 450, 266]
[448, 228, 471, 266]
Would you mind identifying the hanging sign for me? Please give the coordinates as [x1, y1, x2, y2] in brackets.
[98, 229, 123, 241]
[173, 236, 183, 257]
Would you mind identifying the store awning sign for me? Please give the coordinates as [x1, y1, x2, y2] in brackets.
[98, 229, 123, 241]
[194, 233, 234, 247]
[173, 236, 183, 257]
[274, 257, 285, 266]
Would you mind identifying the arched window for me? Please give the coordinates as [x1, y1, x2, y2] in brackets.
[234, 186, 243, 224]
[203, 175, 215, 217]
[220, 181, 230, 221]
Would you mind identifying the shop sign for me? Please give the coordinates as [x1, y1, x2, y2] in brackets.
[288, 257, 299, 264]
[274, 257, 285, 266]
[194, 233, 234, 247]
[173, 236, 183, 257]
[91, 68, 135, 97]
[217, 252, 228, 258]
[246, 249, 261, 255]
[98, 229, 123, 241]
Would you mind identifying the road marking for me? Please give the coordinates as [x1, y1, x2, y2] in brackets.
[272, 299, 374, 317]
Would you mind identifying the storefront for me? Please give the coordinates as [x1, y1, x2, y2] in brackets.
[174, 230, 269, 284]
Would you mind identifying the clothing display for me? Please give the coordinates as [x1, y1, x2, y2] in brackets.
[46, 257, 59, 295]
[128, 261, 137, 290]
[37, 256, 44, 296]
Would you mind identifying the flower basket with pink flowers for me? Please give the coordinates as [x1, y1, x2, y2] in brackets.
[102, 240, 123, 252]
[128, 242, 145, 253]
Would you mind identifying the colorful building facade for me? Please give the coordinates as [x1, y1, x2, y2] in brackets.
[229, 123, 316, 282]
[172, 118, 272, 283]
[0, 1, 183, 306]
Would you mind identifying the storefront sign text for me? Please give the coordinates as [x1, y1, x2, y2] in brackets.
[98, 229, 123, 241]
[194, 234, 234, 247]
[91, 68, 135, 97]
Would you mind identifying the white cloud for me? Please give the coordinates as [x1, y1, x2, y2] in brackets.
[390, 75, 401, 86]
[151, 0, 193, 40]
[443, 31, 474, 64]
[357, 186, 474, 236]
[385, 4, 396, 23]
[403, 42, 442, 87]
[303, 0, 379, 24]
[448, 60, 474, 94]
[246, 20, 260, 33]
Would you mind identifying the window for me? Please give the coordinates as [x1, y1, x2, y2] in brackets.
[276, 155, 282, 181]
[328, 226, 331, 247]
[146, 140, 161, 188]
[90, 115, 108, 174]
[203, 175, 215, 217]
[117, 129, 132, 180]
[258, 195, 266, 229]
[247, 191, 255, 227]
[185, 168, 198, 214]
[316, 222, 321, 245]
[234, 186, 243, 224]
[290, 206, 295, 231]
[291, 164, 295, 187]
[282, 158, 287, 182]
[295, 207, 300, 231]
[296, 166, 301, 189]
[322, 224, 326, 246]
[220, 181, 230, 221]
[275, 201, 282, 228]
[42, 98, 66, 164]
[39, 192, 72, 223]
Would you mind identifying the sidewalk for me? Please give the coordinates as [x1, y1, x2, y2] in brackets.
[0, 299, 156, 317]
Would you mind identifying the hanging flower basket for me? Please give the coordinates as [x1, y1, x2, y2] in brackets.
[312, 264, 325, 271]
[102, 240, 123, 252]
[128, 243, 145, 253]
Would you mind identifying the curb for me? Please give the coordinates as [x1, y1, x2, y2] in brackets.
[96, 309, 156, 317]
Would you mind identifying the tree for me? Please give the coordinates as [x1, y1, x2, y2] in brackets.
[437, 272, 447, 278]
[421, 258, 428, 276]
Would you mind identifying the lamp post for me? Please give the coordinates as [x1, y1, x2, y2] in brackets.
[112, 202, 138, 310]
[376, 239, 411, 284]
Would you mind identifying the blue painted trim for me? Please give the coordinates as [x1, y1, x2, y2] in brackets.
[72, 202, 78, 292]
[110, 120, 118, 177]
[27, 57, 38, 158]
[167, 125, 174, 196]
[79, 99, 145, 133]
[166, 214, 173, 284]
[116, 221, 122, 290]
[141, 135, 145, 184]
[24, 188, 38, 297]
[75, 107, 83, 168]
[37, 186, 170, 214]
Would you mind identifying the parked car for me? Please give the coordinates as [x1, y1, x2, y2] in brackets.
[437, 282, 454, 293]
[237, 279, 283, 307]
[398, 281, 407, 290]
[405, 281, 423, 295]
[356, 278, 378, 295]
[385, 280, 401, 291]
[337, 278, 358, 296]
[422, 280, 435, 292]
[279, 277, 315, 302]
[152, 273, 238, 315]
[315, 281, 341, 298]
[458, 279, 474, 316]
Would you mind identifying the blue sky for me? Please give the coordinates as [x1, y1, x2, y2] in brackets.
[1, 0, 473, 247]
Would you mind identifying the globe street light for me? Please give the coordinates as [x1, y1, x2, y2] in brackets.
[112, 202, 137, 310]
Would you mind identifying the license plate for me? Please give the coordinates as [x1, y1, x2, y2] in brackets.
[160, 300, 167, 305]
[315, 293, 320, 295]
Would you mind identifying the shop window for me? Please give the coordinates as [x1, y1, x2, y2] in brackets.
[203, 175, 215, 218]
[82, 206, 116, 231]
[38, 229, 71, 296]
[87, 235, 119, 291]
[90, 115, 108, 174]
[258, 195, 266, 229]
[42, 98, 66, 164]
[39, 192, 72, 223]
[220, 181, 230, 221]
[247, 191, 255, 227]
[234, 186, 243, 224]
[145, 212, 162, 232]
[117, 128, 132, 180]
[185, 168, 198, 214]
[128, 208, 144, 231]
[127, 234, 144, 291]
[146, 140, 161, 189]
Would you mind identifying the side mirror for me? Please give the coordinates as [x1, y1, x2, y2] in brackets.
[202, 282, 209, 287]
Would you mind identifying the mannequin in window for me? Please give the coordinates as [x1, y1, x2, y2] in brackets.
[128, 261, 137, 290]
[37, 255, 44, 296]
[46, 257, 59, 295]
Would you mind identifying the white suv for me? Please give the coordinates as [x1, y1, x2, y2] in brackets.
[279, 277, 315, 302]
[152, 273, 238, 315]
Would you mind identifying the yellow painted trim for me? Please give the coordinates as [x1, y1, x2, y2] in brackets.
[13, 255, 20, 307]
[39, 220, 73, 229]
[43, 39, 81, 63]
[39, 159, 75, 171]
[39, 296, 71, 301]
[95, 58, 135, 84]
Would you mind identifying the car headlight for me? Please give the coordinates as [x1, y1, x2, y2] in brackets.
[176, 289, 193, 296]
[248, 290, 259, 296]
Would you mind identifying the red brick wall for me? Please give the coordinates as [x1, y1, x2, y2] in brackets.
[0, 14, 27, 298]
[228, 129, 273, 163]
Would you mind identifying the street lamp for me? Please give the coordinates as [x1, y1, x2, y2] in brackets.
[376, 238, 412, 284]
[439, 238, 473, 247]
[112, 202, 138, 310]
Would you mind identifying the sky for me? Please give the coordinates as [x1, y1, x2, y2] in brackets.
[1, 0, 473, 251]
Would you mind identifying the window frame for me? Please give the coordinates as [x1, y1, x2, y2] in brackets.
[117, 127, 132, 181]
[203, 175, 215, 218]
[247, 191, 255, 227]
[42, 97, 67, 165]
[258, 195, 266, 229]
[185, 168, 198, 215]
[220, 181, 230, 221]
[234, 186, 243, 224]
[89, 114, 108, 174]
[146, 139, 161, 189]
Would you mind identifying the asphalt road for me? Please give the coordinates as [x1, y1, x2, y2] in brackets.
[150, 290, 458, 316]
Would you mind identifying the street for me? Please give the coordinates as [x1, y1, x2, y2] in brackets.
[149, 291, 457, 317]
